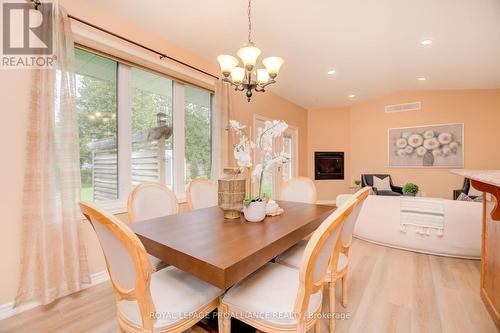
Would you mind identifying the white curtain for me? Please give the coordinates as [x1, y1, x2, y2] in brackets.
[15, 4, 90, 306]
[211, 79, 233, 180]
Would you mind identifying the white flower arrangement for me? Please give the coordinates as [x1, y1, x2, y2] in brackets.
[228, 119, 289, 199]
[394, 129, 459, 163]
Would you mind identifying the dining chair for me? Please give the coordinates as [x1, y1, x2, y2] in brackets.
[275, 187, 371, 332]
[127, 182, 179, 271]
[127, 182, 179, 222]
[80, 201, 223, 333]
[279, 176, 317, 203]
[218, 195, 358, 333]
[186, 179, 218, 210]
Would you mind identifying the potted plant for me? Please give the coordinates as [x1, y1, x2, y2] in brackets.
[354, 179, 361, 190]
[228, 119, 289, 222]
[402, 183, 419, 196]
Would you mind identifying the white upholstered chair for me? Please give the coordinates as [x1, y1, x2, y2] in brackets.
[127, 182, 179, 222]
[275, 187, 371, 332]
[218, 196, 358, 333]
[279, 176, 317, 204]
[127, 182, 179, 271]
[186, 179, 218, 210]
[80, 202, 222, 333]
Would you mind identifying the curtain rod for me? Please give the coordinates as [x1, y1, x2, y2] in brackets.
[67, 14, 220, 80]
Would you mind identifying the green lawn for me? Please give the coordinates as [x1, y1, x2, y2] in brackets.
[81, 186, 93, 202]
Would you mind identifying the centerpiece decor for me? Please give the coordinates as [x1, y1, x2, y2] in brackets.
[218, 167, 247, 219]
[402, 183, 419, 196]
[228, 119, 289, 222]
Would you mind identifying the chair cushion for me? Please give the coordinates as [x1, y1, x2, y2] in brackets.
[148, 254, 167, 271]
[222, 263, 322, 326]
[276, 240, 348, 274]
[118, 266, 222, 330]
[377, 190, 401, 196]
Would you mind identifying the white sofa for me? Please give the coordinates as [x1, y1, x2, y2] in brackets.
[344, 195, 482, 259]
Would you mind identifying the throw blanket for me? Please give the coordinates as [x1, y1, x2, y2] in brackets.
[400, 197, 444, 236]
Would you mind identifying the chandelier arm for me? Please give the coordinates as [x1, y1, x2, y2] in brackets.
[255, 80, 277, 91]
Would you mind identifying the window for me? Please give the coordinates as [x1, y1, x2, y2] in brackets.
[75, 48, 213, 206]
[131, 68, 174, 188]
[75, 49, 118, 202]
[184, 85, 212, 183]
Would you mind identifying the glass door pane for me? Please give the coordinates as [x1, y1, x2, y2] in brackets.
[253, 118, 275, 198]
[282, 135, 293, 182]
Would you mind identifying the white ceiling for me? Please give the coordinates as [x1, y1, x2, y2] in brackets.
[84, 0, 500, 109]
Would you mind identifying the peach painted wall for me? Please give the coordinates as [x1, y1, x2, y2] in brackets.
[0, 0, 306, 305]
[307, 107, 351, 200]
[307, 90, 500, 200]
[350, 90, 500, 199]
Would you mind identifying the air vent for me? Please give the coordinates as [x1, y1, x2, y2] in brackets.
[385, 102, 421, 113]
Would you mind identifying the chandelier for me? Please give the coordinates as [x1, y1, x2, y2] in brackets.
[217, 0, 284, 102]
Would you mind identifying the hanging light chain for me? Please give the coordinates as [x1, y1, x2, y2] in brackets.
[247, 0, 252, 44]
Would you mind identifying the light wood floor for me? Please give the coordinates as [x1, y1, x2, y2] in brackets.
[0, 239, 497, 333]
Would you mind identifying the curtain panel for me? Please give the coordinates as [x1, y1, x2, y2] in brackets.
[211, 79, 233, 180]
[15, 3, 90, 306]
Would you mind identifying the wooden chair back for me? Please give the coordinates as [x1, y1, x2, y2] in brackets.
[127, 182, 179, 222]
[293, 195, 358, 323]
[186, 179, 218, 210]
[280, 176, 317, 204]
[79, 201, 156, 330]
[339, 187, 371, 246]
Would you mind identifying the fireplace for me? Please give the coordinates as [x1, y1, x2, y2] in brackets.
[314, 152, 344, 180]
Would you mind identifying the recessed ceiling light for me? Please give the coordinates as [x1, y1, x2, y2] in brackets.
[417, 77, 427, 81]
[327, 69, 336, 75]
[420, 39, 433, 46]
[348, 94, 356, 98]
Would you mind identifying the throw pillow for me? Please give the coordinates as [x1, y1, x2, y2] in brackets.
[457, 193, 473, 201]
[468, 186, 483, 198]
[373, 176, 392, 191]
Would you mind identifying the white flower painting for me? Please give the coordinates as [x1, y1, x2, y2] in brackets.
[388, 123, 464, 168]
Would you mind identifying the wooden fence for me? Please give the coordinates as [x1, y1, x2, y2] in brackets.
[89, 125, 173, 201]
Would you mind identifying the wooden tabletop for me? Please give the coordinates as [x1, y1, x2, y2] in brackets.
[131, 201, 335, 290]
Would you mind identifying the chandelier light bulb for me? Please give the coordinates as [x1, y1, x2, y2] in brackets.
[262, 57, 284, 78]
[257, 69, 270, 84]
[217, 55, 239, 76]
[230, 67, 245, 84]
[237, 45, 261, 71]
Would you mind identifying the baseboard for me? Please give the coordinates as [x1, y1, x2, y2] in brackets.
[0, 270, 109, 321]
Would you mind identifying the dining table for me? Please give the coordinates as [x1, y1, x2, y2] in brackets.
[131, 200, 335, 290]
